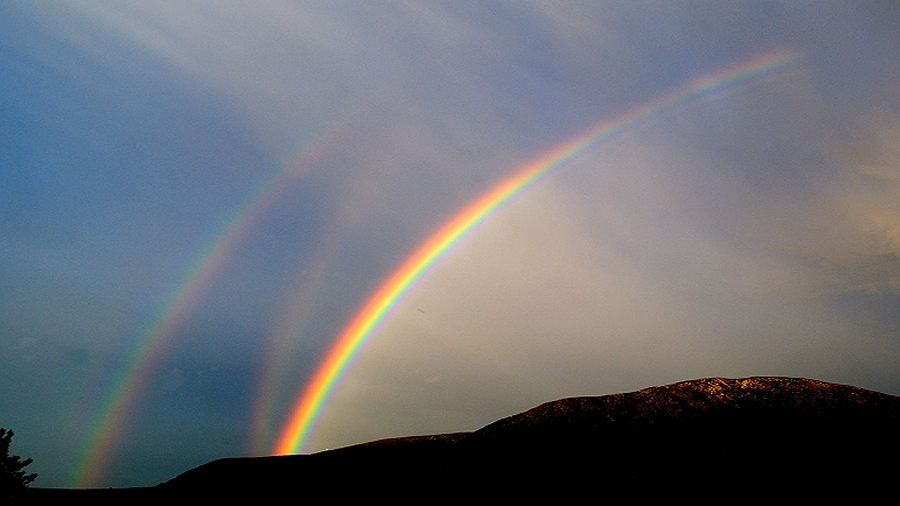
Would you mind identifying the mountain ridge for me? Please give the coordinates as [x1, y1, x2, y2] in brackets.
[29, 376, 900, 500]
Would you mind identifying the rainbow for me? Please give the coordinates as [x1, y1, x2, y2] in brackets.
[67, 114, 355, 488]
[271, 49, 801, 455]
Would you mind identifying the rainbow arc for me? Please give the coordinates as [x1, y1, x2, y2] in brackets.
[272, 49, 801, 455]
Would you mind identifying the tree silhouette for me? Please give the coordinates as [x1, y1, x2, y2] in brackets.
[1, 428, 37, 498]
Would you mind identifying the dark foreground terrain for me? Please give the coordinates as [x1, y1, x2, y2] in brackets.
[28, 377, 900, 501]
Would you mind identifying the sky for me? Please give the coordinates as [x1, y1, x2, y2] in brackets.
[1, 0, 899, 488]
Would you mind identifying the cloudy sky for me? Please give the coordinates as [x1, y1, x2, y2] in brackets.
[2, 0, 899, 488]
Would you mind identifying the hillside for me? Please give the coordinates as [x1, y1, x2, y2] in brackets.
[29, 377, 900, 501]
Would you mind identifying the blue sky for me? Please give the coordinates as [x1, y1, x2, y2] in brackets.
[2, 1, 900, 487]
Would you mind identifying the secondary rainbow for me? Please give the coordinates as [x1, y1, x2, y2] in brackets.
[67, 113, 356, 488]
[272, 49, 802, 455]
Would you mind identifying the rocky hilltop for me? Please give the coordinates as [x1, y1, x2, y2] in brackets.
[30, 377, 900, 501]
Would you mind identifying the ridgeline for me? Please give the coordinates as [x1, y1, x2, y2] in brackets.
[30, 377, 900, 501]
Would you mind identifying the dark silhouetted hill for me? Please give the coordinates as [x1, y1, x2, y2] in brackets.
[29, 377, 900, 501]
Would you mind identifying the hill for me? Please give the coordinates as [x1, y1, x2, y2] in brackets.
[30, 377, 900, 500]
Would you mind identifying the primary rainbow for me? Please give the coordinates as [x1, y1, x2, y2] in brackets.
[271, 49, 802, 455]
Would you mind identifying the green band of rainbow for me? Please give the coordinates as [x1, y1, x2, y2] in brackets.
[272, 49, 802, 455]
